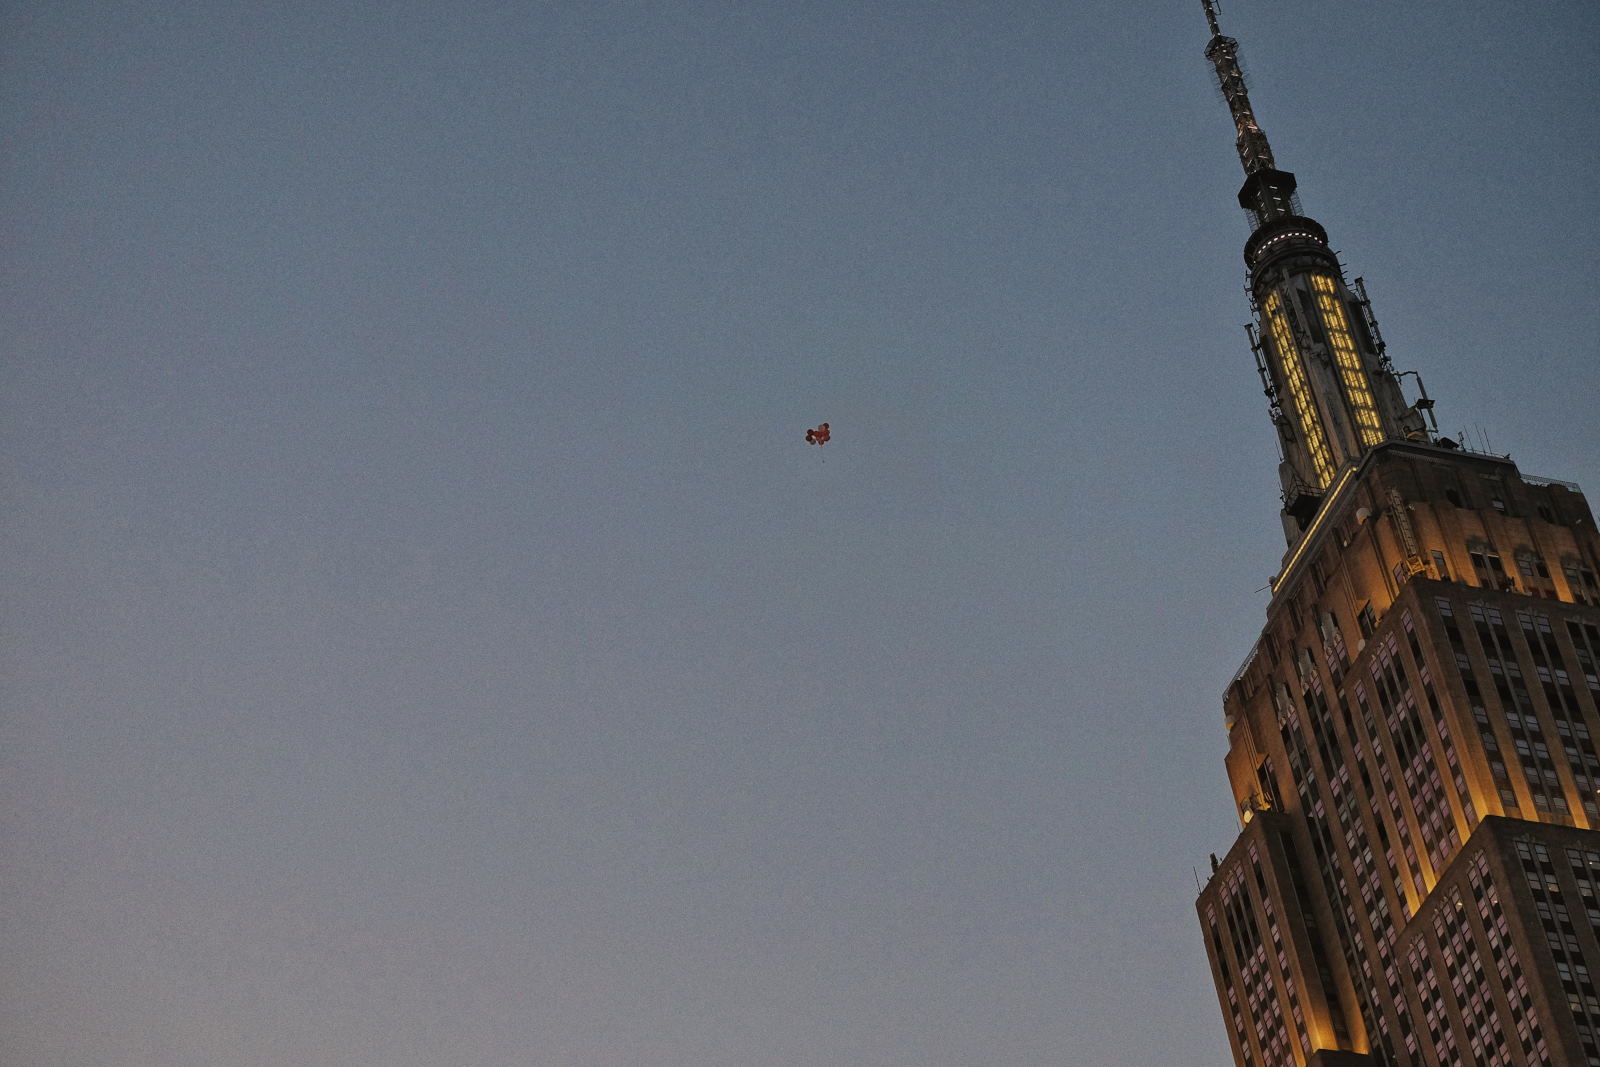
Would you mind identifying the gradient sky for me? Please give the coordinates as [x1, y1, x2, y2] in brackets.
[3, 2, 1597, 1064]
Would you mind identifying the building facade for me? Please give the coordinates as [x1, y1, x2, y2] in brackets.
[1191, 4, 1600, 1065]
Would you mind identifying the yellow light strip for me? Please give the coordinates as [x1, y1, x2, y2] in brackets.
[1263, 291, 1335, 487]
[1275, 464, 1359, 590]
[1312, 274, 1384, 448]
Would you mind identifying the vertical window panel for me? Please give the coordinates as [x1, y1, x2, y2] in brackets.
[1264, 289, 1336, 487]
[1312, 273, 1385, 448]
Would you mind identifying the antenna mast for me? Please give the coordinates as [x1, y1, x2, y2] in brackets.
[1200, 0, 1298, 230]
[1201, 0, 1276, 177]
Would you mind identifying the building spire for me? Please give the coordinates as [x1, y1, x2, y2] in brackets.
[1201, 0, 1276, 178]
[1200, 1, 1299, 232]
[1199, 1, 1430, 541]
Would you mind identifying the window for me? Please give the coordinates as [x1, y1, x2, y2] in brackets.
[1517, 551, 1550, 579]
[1483, 478, 1513, 516]
[1358, 603, 1378, 639]
[1471, 549, 1509, 589]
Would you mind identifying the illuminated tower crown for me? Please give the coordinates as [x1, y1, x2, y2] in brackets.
[1202, 0, 1435, 542]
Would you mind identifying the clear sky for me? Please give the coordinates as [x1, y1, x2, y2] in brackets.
[3, 2, 1596, 1064]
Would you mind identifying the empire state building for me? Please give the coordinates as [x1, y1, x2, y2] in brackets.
[1191, 3, 1600, 1064]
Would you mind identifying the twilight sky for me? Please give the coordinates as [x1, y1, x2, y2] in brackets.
[3, 2, 1597, 1064]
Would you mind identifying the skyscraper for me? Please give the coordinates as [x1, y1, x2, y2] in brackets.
[1191, 4, 1600, 1065]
